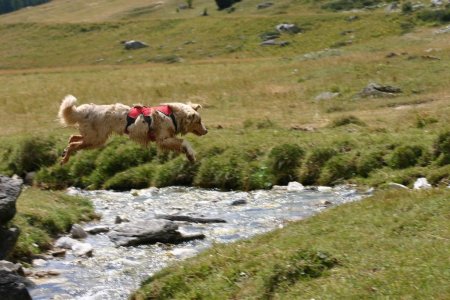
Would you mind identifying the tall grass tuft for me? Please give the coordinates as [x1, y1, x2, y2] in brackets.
[268, 144, 305, 185]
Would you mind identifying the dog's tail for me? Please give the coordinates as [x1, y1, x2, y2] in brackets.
[58, 95, 78, 126]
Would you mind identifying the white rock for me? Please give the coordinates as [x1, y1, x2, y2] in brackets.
[317, 186, 333, 192]
[72, 242, 93, 257]
[55, 237, 78, 249]
[413, 177, 432, 190]
[287, 181, 305, 191]
[32, 259, 47, 267]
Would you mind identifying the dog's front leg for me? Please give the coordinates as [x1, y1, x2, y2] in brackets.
[158, 137, 196, 163]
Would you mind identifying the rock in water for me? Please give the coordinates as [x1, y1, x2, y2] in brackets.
[109, 219, 205, 246]
[0, 176, 23, 226]
[70, 224, 88, 239]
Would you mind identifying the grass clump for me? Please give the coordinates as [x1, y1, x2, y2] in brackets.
[268, 143, 304, 185]
[153, 156, 198, 188]
[1, 136, 58, 177]
[433, 130, 450, 166]
[103, 164, 154, 191]
[388, 144, 424, 169]
[321, 0, 382, 11]
[331, 115, 366, 127]
[318, 153, 357, 185]
[9, 187, 96, 261]
[417, 8, 450, 24]
[299, 147, 337, 185]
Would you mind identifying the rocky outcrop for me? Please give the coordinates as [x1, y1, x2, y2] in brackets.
[108, 219, 205, 247]
[0, 175, 23, 260]
[0, 270, 32, 300]
[0, 176, 22, 226]
[358, 82, 402, 98]
[123, 40, 148, 50]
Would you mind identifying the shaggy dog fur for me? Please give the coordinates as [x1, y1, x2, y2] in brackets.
[58, 95, 207, 164]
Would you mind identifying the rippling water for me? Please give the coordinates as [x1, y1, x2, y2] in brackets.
[29, 185, 366, 300]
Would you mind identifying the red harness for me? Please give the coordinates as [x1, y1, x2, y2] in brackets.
[124, 105, 176, 141]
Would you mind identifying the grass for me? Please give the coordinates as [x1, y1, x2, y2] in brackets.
[8, 187, 97, 261]
[131, 188, 450, 299]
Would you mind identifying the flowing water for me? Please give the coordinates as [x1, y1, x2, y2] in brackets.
[29, 185, 367, 300]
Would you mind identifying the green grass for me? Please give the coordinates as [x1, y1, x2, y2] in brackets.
[8, 187, 97, 261]
[131, 188, 450, 299]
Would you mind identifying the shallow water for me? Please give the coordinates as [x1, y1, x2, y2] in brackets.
[29, 185, 366, 300]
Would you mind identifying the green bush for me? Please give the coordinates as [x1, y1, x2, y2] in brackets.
[318, 154, 357, 185]
[35, 165, 73, 190]
[356, 150, 385, 177]
[244, 163, 274, 190]
[195, 149, 246, 190]
[433, 131, 450, 166]
[299, 147, 337, 185]
[153, 156, 198, 187]
[68, 149, 101, 188]
[86, 141, 155, 188]
[268, 144, 305, 185]
[321, 0, 381, 11]
[418, 8, 450, 23]
[103, 164, 154, 191]
[388, 145, 424, 169]
[331, 115, 366, 127]
[5, 136, 58, 177]
[215, 0, 240, 10]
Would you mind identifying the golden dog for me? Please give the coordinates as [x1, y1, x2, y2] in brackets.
[58, 95, 207, 164]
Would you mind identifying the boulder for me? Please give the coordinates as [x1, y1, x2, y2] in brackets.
[123, 40, 149, 50]
[0, 175, 23, 226]
[0, 260, 24, 276]
[231, 199, 247, 206]
[260, 39, 290, 47]
[72, 242, 93, 257]
[257, 2, 273, 9]
[84, 225, 110, 234]
[55, 237, 78, 249]
[0, 227, 20, 260]
[109, 219, 205, 247]
[276, 23, 302, 34]
[413, 177, 432, 190]
[70, 224, 88, 239]
[287, 181, 305, 192]
[358, 82, 402, 98]
[156, 214, 226, 223]
[0, 270, 32, 300]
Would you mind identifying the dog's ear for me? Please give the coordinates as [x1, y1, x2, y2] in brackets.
[189, 103, 202, 111]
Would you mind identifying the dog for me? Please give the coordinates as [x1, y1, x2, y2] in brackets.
[58, 95, 207, 164]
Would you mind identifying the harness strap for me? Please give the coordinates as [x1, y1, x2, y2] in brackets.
[124, 105, 178, 139]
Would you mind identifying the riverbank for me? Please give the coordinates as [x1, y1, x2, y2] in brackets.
[131, 188, 450, 299]
[9, 187, 97, 262]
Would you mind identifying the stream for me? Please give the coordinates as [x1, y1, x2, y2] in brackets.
[28, 184, 368, 300]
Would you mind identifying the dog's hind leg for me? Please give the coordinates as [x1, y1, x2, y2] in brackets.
[68, 135, 83, 143]
[61, 141, 91, 165]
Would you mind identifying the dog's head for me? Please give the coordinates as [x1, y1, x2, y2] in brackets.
[170, 103, 208, 136]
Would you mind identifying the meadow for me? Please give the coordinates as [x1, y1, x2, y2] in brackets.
[0, 0, 449, 297]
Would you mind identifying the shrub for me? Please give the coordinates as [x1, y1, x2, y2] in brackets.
[299, 148, 337, 185]
[244, 163, 274, 190]
[331, 115, 366, 127]
[35, 165, 73, 190]
[318, 154, 357, 185]
[268, 144, 305, 185]
[388, 145, 424, 169]
[195, 149, 246, 190]
[401, 2, 413, 14]
[5, 136, 58, 177]
[321, 0, 381, 11]
[215, 0, 240, 10]
[418, 8, 450, 23]
[356, 150, 385, 177]
[103, 164, 154, 191]
[86, 141, 155, 188]
[433, 131, 450, 166]
[68, 149, 102, 188]
[153, 156, 198, 187]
